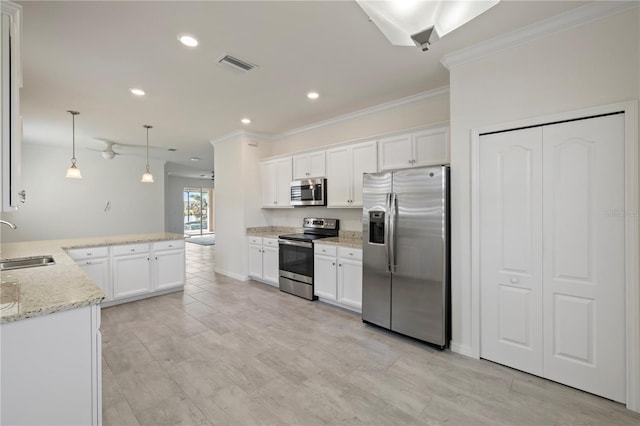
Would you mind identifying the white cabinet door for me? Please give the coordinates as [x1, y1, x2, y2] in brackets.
[262, 245, 279, 285]
[275, 157, 292, 206]
[293, 152, 325, 179]
[248, 244, 263, 278]
[314, 254, 337, 300]
[413, 127, 449, 167]
[326, 146, 352, 207]
[541, 114, 626, 403]
[378, 133, 412, 171]
[77, 258, 111, 301]
[337, 257, 362, 310]
[261, 161, 277, 207]
[479, 127, 544, 376]
[350, 141, 377, 207]
[154, 249, 185, 291]
[112, 253, 151, 299]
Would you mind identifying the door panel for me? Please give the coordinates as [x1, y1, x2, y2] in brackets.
[390, 166, 447, 346]
[479, 127, 544, 375]
[362, 172, 392, 328]
[542, 114, 626, 403]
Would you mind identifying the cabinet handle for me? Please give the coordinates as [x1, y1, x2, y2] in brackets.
[130, 249, 135, 252]
[332, 262, 335, 266]
[86, 261, 92, 265]
[168, 244, 173, 248]
[87, 252, 92, 256]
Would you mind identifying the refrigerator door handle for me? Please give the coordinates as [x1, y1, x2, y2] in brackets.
[389, 192, 397, 273]
[384, 192, 391, 272]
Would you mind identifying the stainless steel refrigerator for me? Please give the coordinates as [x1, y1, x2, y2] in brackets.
[362, 166, 450, 348]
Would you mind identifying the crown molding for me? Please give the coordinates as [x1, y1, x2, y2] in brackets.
[441, 1, 639, 70]
[276, 86, 450, 138]
[209, 129, 273, 146]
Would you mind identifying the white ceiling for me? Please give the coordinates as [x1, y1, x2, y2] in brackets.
[17, 1, 586, 178]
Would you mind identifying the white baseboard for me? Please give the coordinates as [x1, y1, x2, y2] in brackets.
[214, 269, 248, 281]
[450, 342, 477, 359]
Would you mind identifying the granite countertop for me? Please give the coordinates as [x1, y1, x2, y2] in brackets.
[246, 227, 363, 249]
[0, 232, 184, 324]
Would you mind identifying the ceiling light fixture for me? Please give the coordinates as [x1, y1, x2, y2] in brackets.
[141, 125, 154, 183]
[356, 0, 500, 50]
[130, 88, 145, 96]
[307, 92, 319, 100]
[65, 110, 82, 179]
[178, 34, 199, 47]
[241, 118, 251, 124]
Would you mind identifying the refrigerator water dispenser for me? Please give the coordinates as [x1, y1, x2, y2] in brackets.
[369, 211, 385, 244]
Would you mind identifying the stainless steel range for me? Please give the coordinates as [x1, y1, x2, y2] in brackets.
[278, 218, 339, 300]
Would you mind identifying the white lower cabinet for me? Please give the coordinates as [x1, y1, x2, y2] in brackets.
[314, 244, 362, 312]
[247, 236, 279, 286]
[0, 305, 102, 426]
[112, 245, 152, 299]
[152, 241, 186, 291]
[66, 239, 185, 307]
[67, 246, 111, 301]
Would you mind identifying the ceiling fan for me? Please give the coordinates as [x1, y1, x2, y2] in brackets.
[88, 138, 159, 160]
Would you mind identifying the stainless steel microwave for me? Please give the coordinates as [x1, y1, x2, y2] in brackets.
[290, 178, 326, 206]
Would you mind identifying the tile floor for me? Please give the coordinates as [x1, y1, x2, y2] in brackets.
[101, 243, 640, 425]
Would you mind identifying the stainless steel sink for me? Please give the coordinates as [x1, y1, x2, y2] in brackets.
[0, 255, 56, 271]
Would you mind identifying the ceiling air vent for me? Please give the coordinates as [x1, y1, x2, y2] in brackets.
[217, 54, 256, 73]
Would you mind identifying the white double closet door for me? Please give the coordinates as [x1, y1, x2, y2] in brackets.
[479, 113, 626, 402]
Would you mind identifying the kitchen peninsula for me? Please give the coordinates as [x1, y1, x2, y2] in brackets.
[0, 232, 185, 425]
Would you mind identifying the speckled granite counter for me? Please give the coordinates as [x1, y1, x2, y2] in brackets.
[246, 226, 301, 239]
[0, 232, 184, 324]
[246, 227, 362, 249]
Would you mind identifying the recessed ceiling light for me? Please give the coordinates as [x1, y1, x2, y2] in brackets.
[190, 157, 201, 162]
[130, 88, 145, 96]
[241, 118, 251, 124]
[307, 91, 319, 100]
[178, 34, 199, 47]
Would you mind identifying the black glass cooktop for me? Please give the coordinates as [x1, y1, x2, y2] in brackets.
[279, 233, 333, 242]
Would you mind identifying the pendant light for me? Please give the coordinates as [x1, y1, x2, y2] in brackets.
[141, 124, 154, 183]
[65, 110, 82, 178]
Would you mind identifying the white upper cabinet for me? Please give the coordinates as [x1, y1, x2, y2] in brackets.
[261, 157, 292, 208]
[326, 140, 377, 208]
[378, 125, 449, 171]
[292, 151, 325, 179]
[1, 2, 23, 212]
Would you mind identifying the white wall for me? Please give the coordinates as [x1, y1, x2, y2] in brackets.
[212, 133, 268, 279]
[448, 9, 640, 354]
[164, 170, 214, 235]
[1, 144, 165, 242]
[270, 90, 450, 156]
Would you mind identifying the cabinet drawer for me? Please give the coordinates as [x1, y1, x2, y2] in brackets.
[263, 238, 279, 248]
[153, 240, 185, 251]
[338, 247, 362, 261]
[315, 244, 337, 257]
[66, 246, 109, 260]
[112, 243, 150, 256]
[247, 236, 263, 245]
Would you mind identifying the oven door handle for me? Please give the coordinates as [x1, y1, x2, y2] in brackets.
[278, 239, 313, 249]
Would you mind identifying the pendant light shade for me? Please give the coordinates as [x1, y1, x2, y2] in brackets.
[141, 125, 154, 183]
[65, 110, 82, 179]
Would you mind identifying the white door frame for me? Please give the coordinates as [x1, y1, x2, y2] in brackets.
[470, 101, 639, 412]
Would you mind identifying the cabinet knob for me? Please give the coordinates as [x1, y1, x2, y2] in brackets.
[130, 249, 135, 252]
[86, 261, 92, 265]
[339, 264, 342, 267]
[168, 244, 173, 248]
[332, 262, 335, 266]
[87, 252, 92, 256]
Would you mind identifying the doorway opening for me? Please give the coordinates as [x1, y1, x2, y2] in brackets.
[184, 187, 214, 237]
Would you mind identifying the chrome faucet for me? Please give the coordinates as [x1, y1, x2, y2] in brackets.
[0, 220, 17, 229]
